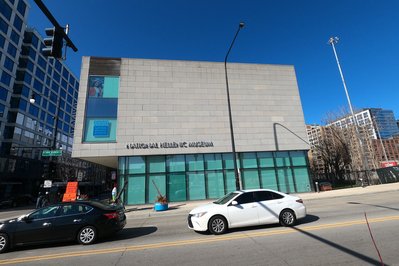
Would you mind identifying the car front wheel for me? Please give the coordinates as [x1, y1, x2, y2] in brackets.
[208, 215, 227, 235]
[0, 233, 9, 253]
[280, 209, 296, 226]
[77, 226, 97, 245]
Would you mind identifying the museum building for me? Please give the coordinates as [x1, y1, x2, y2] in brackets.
[72, 57, 312, 204]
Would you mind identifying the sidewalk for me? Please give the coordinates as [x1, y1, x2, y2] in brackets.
[125, 182, 399, 219]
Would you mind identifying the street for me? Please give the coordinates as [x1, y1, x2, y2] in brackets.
[0, 190, 398, 265]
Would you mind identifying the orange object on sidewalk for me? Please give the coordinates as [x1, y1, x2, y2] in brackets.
[62, 182, 78, 202]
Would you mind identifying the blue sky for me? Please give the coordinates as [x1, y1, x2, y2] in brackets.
[27, 0, 399, 124]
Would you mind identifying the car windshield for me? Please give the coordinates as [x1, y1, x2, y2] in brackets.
[213, 192, 239, 205]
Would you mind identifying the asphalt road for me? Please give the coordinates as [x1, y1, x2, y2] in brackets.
[1, 191, 398, 266]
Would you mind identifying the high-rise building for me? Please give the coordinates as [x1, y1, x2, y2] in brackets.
[1, 0, 108, 199]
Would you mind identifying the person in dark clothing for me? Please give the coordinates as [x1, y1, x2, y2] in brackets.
[36, 192, 44, 209]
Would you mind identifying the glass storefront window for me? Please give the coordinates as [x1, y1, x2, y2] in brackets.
[225, 170, 236, 193]
[222, 153, 234, 169]
[128, 156, 145, 174]
[260, 169, 278, 190]
[206, 171, 225, 199]
[188, 172, 205, 200]
[290, 151, 307, 166]
[186, 154, 204, 171]
[149, 174, 166, 203]
[241, 152, 257, 169]
[293, 167, 311, 192]
[258, 152, 274, 167]
[127, 175, 145, 205]
[204, 154, 222, 170]
[166, 155, 185, 172]
[119, 150, 311, 204]
[275, 151, 291, 167]
[148, 156, 165, 173]
[168, 173, 186, 202]
[242, 169, 260, 189]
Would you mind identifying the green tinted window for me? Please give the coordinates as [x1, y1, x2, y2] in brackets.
[204, 154, 222, 170]
[260, 169, 278, 190]
[241, 152, 257, 169]
[127, 175, 145, 204]
[206, 171, 225, 199]
[148, 156, 165, 173]
[258, 152, 274, 167]
[168, 173, 186, 202]
[167, 155, 185, 172]
[186, 154, 204, 171]
[188, 173, 206, 200]
[293, 167, 311, 192]
[275, 152, 291, 167]
[290, 151, 307, 166]
[149, 174, 166, 203]
[225, 170, 236, 193]
[223, 153, 234, 169]
[242, 169, 260, 189]
[128, 156, 145, 174]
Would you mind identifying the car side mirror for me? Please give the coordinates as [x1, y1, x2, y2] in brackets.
[18, 214, 30, 222]
[231, 200, 238, 206]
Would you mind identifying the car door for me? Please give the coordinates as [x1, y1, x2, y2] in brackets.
[255, 191, 285, 224]
[14, 205, 60, 244]
[50, 204, 92, 240]
[227, 192, 259, 228]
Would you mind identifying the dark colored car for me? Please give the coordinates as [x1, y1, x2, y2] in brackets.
[0, 201, 126, 253]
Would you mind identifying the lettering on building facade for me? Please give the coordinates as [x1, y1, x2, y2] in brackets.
[126, 141, 214, 150]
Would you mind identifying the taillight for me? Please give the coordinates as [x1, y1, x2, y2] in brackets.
[296, 199, 303, 204]
[104, 212, 118, 219]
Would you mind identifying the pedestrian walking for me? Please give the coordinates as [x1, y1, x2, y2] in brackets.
[35, 192, 44, 209]
[41, 192, 49, 207]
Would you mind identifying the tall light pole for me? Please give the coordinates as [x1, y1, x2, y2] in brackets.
[30, 93, 61, 150]
[328, 37, 370, 176]
[225, 22, 244, 190]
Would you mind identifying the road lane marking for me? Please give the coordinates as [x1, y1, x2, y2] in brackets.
[1, 215, 399, 265]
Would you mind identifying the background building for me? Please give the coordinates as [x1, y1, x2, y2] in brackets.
[73, 57, 312, 204]
[0, 0, 110, 200]
[307, 108, 399, 183]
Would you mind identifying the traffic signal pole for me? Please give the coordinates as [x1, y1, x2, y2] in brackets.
[34, 0, 78, 55]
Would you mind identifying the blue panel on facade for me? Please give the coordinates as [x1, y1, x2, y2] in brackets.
[93, 120, 110, 138]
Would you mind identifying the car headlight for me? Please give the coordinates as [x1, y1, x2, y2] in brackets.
[193, 212, 207, 218]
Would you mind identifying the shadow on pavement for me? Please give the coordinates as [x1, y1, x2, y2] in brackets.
[105, 226, 158, 242]
[347, 201, 399, 212]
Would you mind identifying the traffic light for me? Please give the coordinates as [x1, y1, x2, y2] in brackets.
[42, 163, 49, 179]
[42, 27, 64, 58]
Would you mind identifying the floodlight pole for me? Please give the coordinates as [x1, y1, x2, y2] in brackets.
[328, 37, 371, 177]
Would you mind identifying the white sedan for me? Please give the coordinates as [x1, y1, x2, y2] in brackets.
[188, 189, 306, 234]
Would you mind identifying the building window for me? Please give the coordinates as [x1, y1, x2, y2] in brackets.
[0, 16, 8, 34]
[10, 29, 19, 45]
[13, 15, 23, 32]
[0, 86, 8, 101]
[17, 0, 27, 17]
[3, 56, 14, 72]
[7, 42, 17, 57]
[1, 71, 12, 86]
[0, 0, 12, 21]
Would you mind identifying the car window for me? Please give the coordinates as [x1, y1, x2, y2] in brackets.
[235, 192, 255, 205]
[214, 192, 239, 205]
[60, 204, 93, 216]
[255, 191, 274, 201]
[270, 192, 284, 199]
[29, 206, 60, 219]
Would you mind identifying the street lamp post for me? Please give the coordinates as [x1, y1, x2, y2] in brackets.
[225, 22, 245, 190]
[30, 93, 61, 150]
[328, 37, 370, 178]
[30, 93, 62, 181]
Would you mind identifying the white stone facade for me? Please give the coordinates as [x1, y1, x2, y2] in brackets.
[72, 57, 309, 168]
